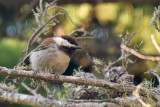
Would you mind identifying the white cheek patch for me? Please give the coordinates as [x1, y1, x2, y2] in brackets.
[54, 37, 76, 47]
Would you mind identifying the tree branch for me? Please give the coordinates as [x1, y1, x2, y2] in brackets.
[121, 44, 160, 61]
[146, 70, 160, 88]
[150, 34, 160, 54]
[103, 32, 136, 74]
[27, 12, 64, 53]
[0, 83, 52, 106]
[21, 82, 40, 96]
[0, 67, 119, 90]
[0, 83, 119, 107]
[0, 66, 159, 101]
[133, 83, 151, 107]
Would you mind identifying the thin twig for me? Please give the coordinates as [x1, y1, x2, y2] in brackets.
[41, 81, 51, 95]
[26, 0, 64, 54]
[76, 36, 96, 41]
[121, 37, 127, 68]
[42, 5, 78, 28]
[35, 84, 40, 93]
[30, 27, 51, 46]
[35, 13, 41, 27]
[20, 25, 51, 60]
[133, 83, 151, 107]
[126, 32, 136, 45]
[146, 70, 160, 88]
[20, 0, 38, 22]
[151, 34, 160, 53]
[69, 28, 92, 36]
[53, 6, 79, 28]
[27, 12, 64, 53]
[152, 7, 160, 32]
[103, 54, 130, 74]
[103, 32, 135, 74]
[39, 0, 43, 14]
[27, 0, 78, 54]
[41, 1, 57, 24]
[121, 44, 160, 61]
[21, 82, 40, 96]
[48, 0, 58, 6]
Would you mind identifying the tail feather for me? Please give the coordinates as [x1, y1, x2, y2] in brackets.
[6, 53, 31, 83]
[19, 53, 31, 66]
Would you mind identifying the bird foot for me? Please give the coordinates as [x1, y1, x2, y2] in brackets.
[54, 73, 60, 79]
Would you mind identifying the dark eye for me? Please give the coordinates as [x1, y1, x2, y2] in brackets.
[63, 46, 75, 50]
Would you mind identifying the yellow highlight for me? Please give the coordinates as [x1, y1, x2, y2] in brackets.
[95, 3, 119, 25]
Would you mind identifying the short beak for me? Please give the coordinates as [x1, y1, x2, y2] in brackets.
[75, 45, 82, 49]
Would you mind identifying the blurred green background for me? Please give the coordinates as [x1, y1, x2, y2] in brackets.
[0, 0, 160, 106]
[0, 1, 159, 74]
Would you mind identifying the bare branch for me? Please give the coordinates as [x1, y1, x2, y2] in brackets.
[152, 6, 160, 32]
[0, 83, 119, 107]
[103, 32, 135, 74]
[126, 32, 136, 45]
[151, 34, 160, 53]
[133, 83, 151, 107]
[69, 96, 151, 107]
[121, 37, 127, 68]
[69, 28, 92, 36]
[48, 0, 58, 6]
[0, 83, 51, 106]
[26, 0, 78, 55]
[103, 54, 130, 74]
[146, 70, 160, 87]
[41, 1, 57, 24]
[27, 12, 64, 53]
[52, 6, 78, 28]
[41, 81, 52, 97]
[39, 0, 43, 14]
[68, 99, 126, 106]
[26, 0, 69, 54]
[0, 66, 159, 101]
[0, 67, 119, 90]
[20, 0, 38, 22]
[42, 5, 78, 27]
[28, 27, 50, 48]
[121, 44, 160, 61]
[35, 13, 41, 27]
[21, 82, 40, 96]
[35, 84, 40, 93]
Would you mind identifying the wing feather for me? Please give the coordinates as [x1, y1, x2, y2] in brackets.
[20, 44, 49, 66]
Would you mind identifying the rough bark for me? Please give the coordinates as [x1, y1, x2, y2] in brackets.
[0, 66, 159, 101]
[0, 83, 118, 107]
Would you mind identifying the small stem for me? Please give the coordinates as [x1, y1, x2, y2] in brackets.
[21, 82, 37, 96]
[27, 12, 64, 53]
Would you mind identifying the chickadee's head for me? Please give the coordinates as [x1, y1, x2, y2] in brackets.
[41, 35, 81, 57]
[56, 36, 81, 57]
[54, 36, 81, 49]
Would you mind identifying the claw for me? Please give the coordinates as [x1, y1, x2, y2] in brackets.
[54, 73, 60, 79]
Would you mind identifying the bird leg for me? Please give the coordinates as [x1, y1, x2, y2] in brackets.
[54, 73, 60, 79]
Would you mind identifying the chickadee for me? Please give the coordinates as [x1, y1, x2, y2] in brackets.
[23, 35, 81, 72]
[9, 35, 81, 82]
